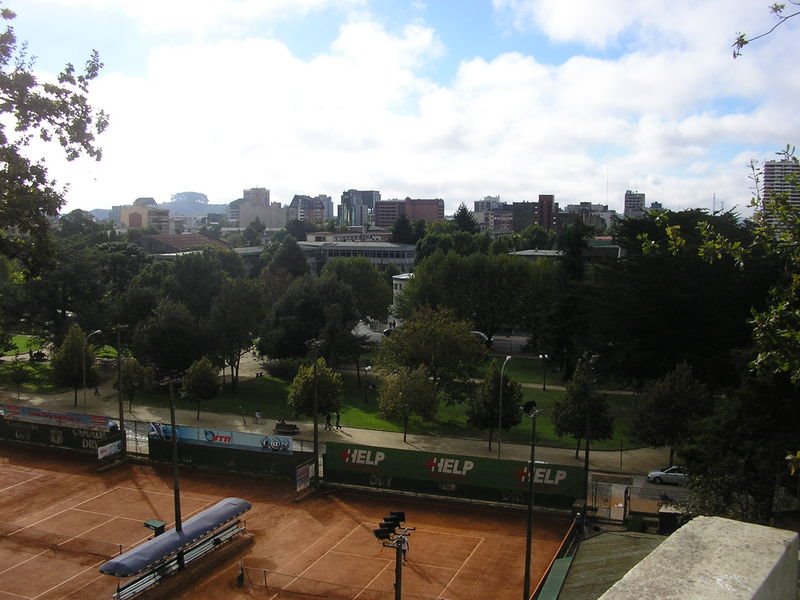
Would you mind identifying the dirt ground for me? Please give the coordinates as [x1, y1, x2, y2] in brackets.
[0, 444, 571, 600]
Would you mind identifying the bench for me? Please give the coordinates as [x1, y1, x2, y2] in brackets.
[274, 422, 299, 435]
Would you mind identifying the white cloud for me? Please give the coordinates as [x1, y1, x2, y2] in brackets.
[24, 1, 797, 219]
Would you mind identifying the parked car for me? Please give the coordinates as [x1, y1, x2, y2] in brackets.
[647, 465, 687, 485]
[470, 331, 493, 348]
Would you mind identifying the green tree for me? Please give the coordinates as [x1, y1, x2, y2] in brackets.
[390, 213, 414, 244]
[133, 299, 207, 375]
[467, 358, 523, 450]
[0, 7, 108, 274]
[242, 217, 266, 246]
[207, 277, 263, 392]
[265, 235, 309, 278]
[51, 324, 99, 406]
[680, 373, 800, 522]
[322, 257, 392, 322]
[258, 275, 359, 362]
[633, 362, 710, 465]
[397, 251, 542, 340]
[285, 219, 309, 241]
[377, 365, 438, 442]
[182, 356, 220, 420]
[9, 357, 28, 400]
[552, 356, 614, 458]
[117, 356, 153, 411]
[453, 203, 479, 234]
[287, 357, 344, 417]
[376, 306, 484, 403]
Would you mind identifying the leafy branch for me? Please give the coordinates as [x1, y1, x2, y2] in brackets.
[733, 2, 800, 57]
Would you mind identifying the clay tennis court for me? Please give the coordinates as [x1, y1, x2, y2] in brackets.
[0, 445, 570, 600]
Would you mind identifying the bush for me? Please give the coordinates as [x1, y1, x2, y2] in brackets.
[264, 358, 303, 381]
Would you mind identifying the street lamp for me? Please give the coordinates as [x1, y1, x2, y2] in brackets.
[112, 324, 129, 460]
[82, 329, 102, 411]
[305, 338, 324, 488]
[497, 355, 512, 459]
[539, 354, 549, 391]
[523, 400, 542, 600]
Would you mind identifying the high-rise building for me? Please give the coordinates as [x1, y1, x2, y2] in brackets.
[624, 190, 646, 218]
[288, 195, 326, 224]
[373, 198, 444, 228]
[763, 159, 800, 215]
[340, 190, 380, 226]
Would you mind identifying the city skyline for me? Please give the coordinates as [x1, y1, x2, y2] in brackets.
[14, 0, 799, 216]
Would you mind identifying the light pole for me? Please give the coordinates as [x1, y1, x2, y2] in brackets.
[523, 400, 542, 600]
[539, 353, 549, 391]
[497, 355, 512, 460]
[364, 365, 372, 403]
[306, 338, 324, 488]
[82, 329, 102, 411]
[112, 324, 129, 459]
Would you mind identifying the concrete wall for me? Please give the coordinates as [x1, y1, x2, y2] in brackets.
[599, 516, 798, 599]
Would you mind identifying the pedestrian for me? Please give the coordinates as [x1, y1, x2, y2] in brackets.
[335, 412, 341, 430]
[399, 536, 409, 563]
[324, 413, 332, 430]
[94, 386, 100, 396]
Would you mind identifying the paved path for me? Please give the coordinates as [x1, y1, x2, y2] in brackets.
[0, 374, 669, 477]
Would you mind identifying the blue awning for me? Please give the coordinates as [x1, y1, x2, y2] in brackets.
[99, 497, 251, 577]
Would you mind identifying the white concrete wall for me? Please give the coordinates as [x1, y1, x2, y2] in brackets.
[599, 516, 798, 600]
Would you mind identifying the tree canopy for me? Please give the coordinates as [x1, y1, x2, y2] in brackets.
[376, 306, 484, 403]
[0, 7, 108, 274]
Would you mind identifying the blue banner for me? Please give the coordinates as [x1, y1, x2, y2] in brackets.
[148, 423, 292, 454]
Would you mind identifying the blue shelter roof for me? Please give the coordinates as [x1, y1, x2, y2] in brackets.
[99, 497, 251, 577]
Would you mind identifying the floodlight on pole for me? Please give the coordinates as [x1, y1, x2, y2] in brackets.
[523, 400, 542, 600]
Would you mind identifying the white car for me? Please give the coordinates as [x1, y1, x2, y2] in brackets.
[647, 465, 687, 485]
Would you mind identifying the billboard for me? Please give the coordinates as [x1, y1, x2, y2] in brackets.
[324, 443, 584, 507]
[148, 423, 292, 454]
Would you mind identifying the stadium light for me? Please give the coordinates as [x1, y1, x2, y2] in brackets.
[373, 511, 414, 600]
[523, 400, 542, 600]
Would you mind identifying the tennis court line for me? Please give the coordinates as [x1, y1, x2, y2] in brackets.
[0, 515, 117, 577]
[267, 522, 363, 600]
[438, 536, 485, 599]
[6, 487, 118, 536]
[0, 473, 43, 494]
[352, 557, 394, 600]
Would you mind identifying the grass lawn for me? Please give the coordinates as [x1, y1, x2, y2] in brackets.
[0, 360, 64, 394]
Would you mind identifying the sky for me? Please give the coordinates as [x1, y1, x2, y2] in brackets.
[11, 0, 800, 216]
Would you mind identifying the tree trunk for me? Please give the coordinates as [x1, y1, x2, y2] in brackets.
[196, 400, 201, 421]
[356, 357, 361, 387]
[488, 427, 494, 451]
[669, 446, 675, 465]
[74, 386, 78, 407]
[403, 415, 409, 443]
[574, 437, 582, 459]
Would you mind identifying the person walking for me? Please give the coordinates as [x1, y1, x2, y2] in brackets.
[335, 412, 341, 430]
[324, 413, 332, 430]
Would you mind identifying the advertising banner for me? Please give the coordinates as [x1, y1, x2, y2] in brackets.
[148, 423, 292, 454]
[324, 442, 584, 506]
[0, 404, 111, 431]
[97, 433, 124, 461]
[296, 460, 314, 493]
